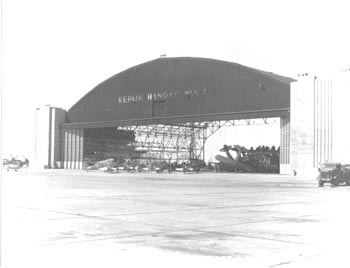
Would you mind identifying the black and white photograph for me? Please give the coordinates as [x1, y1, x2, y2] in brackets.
[1, 0, 350, 267]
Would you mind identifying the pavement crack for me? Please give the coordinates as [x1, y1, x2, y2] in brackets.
[18, 206, 113, 221]
[97, 200, 324, 217]
[269, 253, 324, 267]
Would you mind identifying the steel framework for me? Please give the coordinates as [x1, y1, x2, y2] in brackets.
[118, 118, 279, 162]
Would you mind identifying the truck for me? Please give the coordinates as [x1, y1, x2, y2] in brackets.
[317, 162, 350, 187]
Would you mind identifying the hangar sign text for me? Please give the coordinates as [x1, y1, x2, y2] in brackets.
[116, 87, 207, 104]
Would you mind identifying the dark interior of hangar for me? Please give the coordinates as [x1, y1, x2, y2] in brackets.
[84, 128, 137, 162]
[82, 123, 206, 164]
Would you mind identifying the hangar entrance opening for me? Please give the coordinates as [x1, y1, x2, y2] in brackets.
[64, 115, 286, 173]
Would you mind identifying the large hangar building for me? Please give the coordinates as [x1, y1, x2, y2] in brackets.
[34, 57, 350, 174]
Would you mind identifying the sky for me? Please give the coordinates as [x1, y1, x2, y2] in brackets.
[1, 0, 350, 162]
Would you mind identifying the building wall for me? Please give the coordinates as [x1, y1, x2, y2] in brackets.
[314, 78, 333, 167]
[35, 106, 66, 168]
[290, 77, 317, 175]
[290, 71, 350, 175]
[50, 108, 66, 167]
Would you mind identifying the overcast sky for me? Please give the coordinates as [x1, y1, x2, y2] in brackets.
[2, 0, 349, 160]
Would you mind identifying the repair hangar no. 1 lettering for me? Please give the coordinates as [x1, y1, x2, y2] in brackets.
[116, 87, 207, 104]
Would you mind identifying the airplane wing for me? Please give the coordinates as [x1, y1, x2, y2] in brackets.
[87, 158, 115, 170]
[215, 155, 235, 165]
[215, 154, 254, 172]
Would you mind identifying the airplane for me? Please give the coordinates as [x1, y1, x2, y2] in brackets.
[3, 155, 29, 171]
[215, 145, 279, 173]
[86, 158, 116, 171]
[215, 145, 255, 172]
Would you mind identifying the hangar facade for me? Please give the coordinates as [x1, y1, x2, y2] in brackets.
[34, 57, 350, 174]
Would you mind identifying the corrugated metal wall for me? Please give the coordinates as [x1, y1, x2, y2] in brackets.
[63, 129, 84, 169]
[290, 76, 335, 173]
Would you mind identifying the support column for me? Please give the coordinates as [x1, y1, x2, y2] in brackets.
[78, 129, 84, 169]
[63, 129, 68, 169]
[280, 116, 291, 174]
[72, 129, 76, 169]
[67, 129, 72, 169]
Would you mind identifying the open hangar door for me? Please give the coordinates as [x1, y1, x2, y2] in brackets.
[61, 118, 283, 173]
[77, 116, 286, 174]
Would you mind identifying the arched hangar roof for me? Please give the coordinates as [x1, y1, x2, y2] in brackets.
[64, 57, 295, 129]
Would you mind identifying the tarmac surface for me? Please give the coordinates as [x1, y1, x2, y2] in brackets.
[1, 169, 350, 267]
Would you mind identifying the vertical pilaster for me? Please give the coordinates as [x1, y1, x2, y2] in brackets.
[75, 129, 80, 169]
[280, 116, 291, 174]
[79, 129, 84, 169]
[62, 128, 84, 169]
[67, 129, 72, 169]
[64, 129, 68, 169]
[71, 129, 76, 169]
